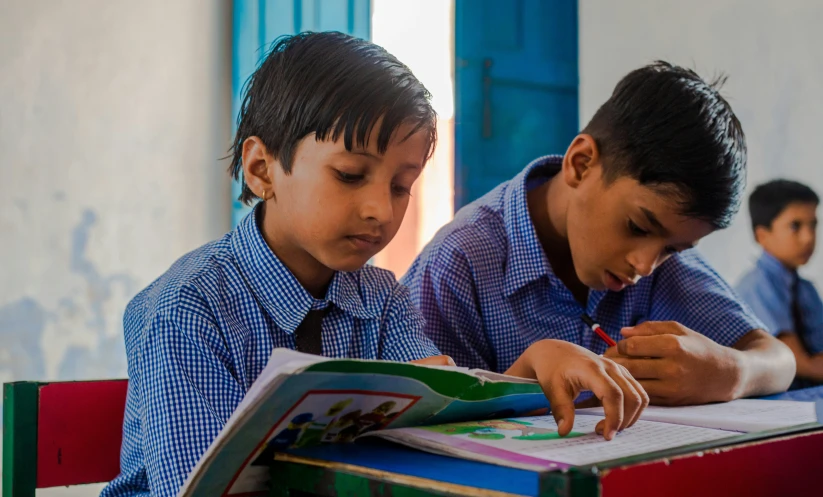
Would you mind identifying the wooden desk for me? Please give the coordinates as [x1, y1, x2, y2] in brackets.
[270, 387, 823, 497]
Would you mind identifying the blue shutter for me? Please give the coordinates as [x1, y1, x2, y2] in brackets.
[454, 0, 578, 210]
[231, 0, 371, 227]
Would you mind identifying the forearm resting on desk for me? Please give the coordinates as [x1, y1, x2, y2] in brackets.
[778, 333, 823, 382]
[732, 329, 796, 397]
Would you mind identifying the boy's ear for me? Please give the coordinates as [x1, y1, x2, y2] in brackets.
[242, 136, 278, 200]
[562, 134, 600, 189]
[754, 225, 771, 245]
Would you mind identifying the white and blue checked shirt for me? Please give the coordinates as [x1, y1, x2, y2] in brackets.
[402, 155, 764, 372]
[102, 205, 439, 497]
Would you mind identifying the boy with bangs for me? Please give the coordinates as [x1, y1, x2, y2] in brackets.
[103, 32, 645, 497]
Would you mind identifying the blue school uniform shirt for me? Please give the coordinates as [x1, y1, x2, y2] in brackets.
[402, 155, 764, 372]
[102, 205, 439, 497]
[735, 251, 823, 354]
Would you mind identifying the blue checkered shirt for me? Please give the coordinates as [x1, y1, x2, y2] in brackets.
[402, 155, 764, 372]
[102, 205, 439, 497]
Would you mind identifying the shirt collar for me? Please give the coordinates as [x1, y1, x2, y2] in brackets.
[503, 155, 564, 297]
[756, 251, 796, 289]
[231, 204, 378, 333]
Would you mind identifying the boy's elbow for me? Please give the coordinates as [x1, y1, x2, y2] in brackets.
[779, 341, 799, 389]
[762, 332, 796, 392]
[734, 329, 796, 394]
[778, 333, 823, 382]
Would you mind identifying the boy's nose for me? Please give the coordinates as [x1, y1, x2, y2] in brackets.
[632, 259, 655, 278]
[801, 227, 815, 242]
[628, 248, 659, 278]
[359, 186, 394, 224]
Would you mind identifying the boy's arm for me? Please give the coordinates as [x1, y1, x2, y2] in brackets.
[401, 248, 495, 370]
[607, 323, 795, 404]
[605, 251, 795, 405]
[140, 310, 245, 497]
[735, 279, 818, 382]
[776, 283, 823, 382]
[731, 328, 796, 396]
[779, 333, 823, 382]
[724, 273, 823, 389]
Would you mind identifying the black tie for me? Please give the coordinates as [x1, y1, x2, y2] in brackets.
[294, 308, 328, 355]
[791, 273, 812, 354]
[790, 273, 817, 390]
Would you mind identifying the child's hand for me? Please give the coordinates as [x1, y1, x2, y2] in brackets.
[506, 340, 648, 441]
[604, 321, 742, 405]
[410, 355, 456, 366]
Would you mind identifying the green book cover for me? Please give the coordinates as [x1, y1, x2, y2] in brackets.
[179, 349, 550, 496]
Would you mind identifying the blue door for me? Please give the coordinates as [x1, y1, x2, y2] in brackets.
[232, 0, 371, 227]
[454, 0, 578, 210]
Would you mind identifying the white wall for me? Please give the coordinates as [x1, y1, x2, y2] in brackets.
[580, 0, 823, 287]
[1, 0, 231, 493]
[0, 0, 231, 398]
[371, 0, 455, 277]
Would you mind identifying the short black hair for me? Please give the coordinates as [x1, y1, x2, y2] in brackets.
[749, 180, 819, 231]
[230, 31, 437, 204]
[582, 61, 747, 229]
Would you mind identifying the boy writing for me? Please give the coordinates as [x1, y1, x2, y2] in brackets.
[404, 62, 795, 409]
[737, 180, 823, 387]
[103, 33, 644, 497]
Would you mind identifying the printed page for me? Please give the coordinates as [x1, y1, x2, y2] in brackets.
[576, 399, 818, 432]
[369, 415, 733, 472]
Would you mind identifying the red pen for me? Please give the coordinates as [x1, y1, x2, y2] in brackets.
[581, 313, 617, 348]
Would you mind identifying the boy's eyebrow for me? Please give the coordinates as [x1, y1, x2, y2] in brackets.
[351, 150, 379, 159]
[401, 163, 423, 172]
[347, 149, 422, 170]
[640, 207, 670, 236]
[640, 207, 696, 251]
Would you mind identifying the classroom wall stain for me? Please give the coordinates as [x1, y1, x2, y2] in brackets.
[0, 3, 232, 492]
[0, 209, 136, 390]
[0, 297, 48, 380]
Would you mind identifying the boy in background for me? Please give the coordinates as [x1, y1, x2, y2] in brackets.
[737, 180, 823, 388]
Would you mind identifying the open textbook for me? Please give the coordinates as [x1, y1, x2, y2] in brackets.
[179, 349, 820, 496]
[179, 349, 550, 496]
